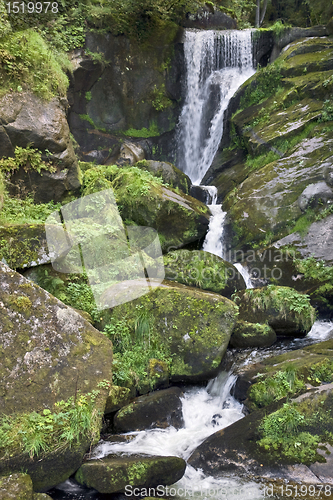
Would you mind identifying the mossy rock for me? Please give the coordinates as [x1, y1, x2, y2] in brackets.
[104, 386, 132, 414]
[0, 224, 64, 270]
[0, 262, 113, 490]
[229, 321, 276, 348]
[233, 286, 315, 336]
[82, 164, 210, 252]
[75, 454, 186, 494]
[164, 249, 245, 298]
[0, 473, 33, 500]
[103, 280, 238, 383]
[135, 160, 191, 194]
[113, 387, 184, 432]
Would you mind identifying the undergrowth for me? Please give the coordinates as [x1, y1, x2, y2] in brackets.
[0, 195, 61, 225]
[258, 395, 333, 464]
[0, 391, 103, 459]
[103, 306, 171, 390]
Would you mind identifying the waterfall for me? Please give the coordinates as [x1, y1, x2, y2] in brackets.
[202, 186, 227, 259]
[234, 263, 254, 288]
[177, 29, 255, 185]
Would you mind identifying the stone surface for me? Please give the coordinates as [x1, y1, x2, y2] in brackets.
[0, 92, 80, 202]
[104, 280, 238, 383]
[0, 224, 62, 270]
[164, 249, 245, 298]
[104, 386, 132, 414]
[75, 454, 186, 494]
[0, 262, 113, 491]
[233, 286, 315, 336]
[116, 141, 145, 166]
[0, 473, 33, 500]
[137, 160, 191, 194]
[229, 321, 277, 348]
[113, 387, 184, 432]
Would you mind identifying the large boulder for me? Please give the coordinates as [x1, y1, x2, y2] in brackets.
[135, 160, 191, 194]
[0, 224, 63, 270]
[103, 280, 239, 384]
[113, 387, 184, 432]
[0, 262, 113, 490]
[233, 286, 316, 336]
[82, 164, 210, 252]
[164, 249, 245, 298]
[0, 92, 81, 202]
[229, 321, 277, 348]
[75, 454, 186, 494]
[0, 473, 52, 500]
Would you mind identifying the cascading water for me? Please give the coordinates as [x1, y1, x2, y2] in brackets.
[177, 29, 255, 185]
[202, 186, 227, 259]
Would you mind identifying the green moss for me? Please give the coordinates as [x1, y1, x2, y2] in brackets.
[151, 84, 173, 112]
[248, 365, 305, 408]
[258, 395, 333, 464]
[123, 122, 160, 138]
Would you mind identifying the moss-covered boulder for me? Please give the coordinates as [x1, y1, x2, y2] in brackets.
[234, 337, 333, 409]
[103, 280, 238, 385]
[0, 261, 113, 490]
[113, 387, 184, 432]
[0, 224, 63, 269]
[104, 386, 132, 414]
[188, 388, 333, 481]
[233, 286, 315, 336]
[229, 321, 276, 348]
[135, 160, 191, 194]
[164, 250, 245, 298]
[0, 473, 34, 500]
[0, 473, 52, 499]
[82, 164, 210, 252]
[75, 454, 186, 494]
[0, 92, 81, 203]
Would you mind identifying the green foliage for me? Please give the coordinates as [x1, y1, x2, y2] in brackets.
[320, 99, 333, 123]
[248, 365, 305, 407]
[294, 257, 333, 297]
[245, 150, 280, 173]
[258, 403, 321, 463]
[0, 30, 69, 99]
[0, 392, 102, 459]
[103, 305, 171, 389]
[310, 358, 333, 384]
[85, 91, 92, 102]
[124, 122, 160, 138]
[151, 84, 173, 111]
[0, 146, 56, 176]
[219, 0, 256, 28]
[0, 195, 61, 225]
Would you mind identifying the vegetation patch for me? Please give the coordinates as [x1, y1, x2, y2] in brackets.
[123, 122, 160, 138]
[248, 364, 305, 408]
[258, 395, 333, 464]
[0, 30, 69, 99]
[0, 392, 103, 459]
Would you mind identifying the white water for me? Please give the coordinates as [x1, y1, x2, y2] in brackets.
[201, 186, 227, 260]
[92, 372, 265, 499]
[178, 29, 255, 185]
[234, 262, 254, 288]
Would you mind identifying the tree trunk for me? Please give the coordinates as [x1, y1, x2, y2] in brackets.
[259, 0, 268, 26]
[255, 0, 260, 27]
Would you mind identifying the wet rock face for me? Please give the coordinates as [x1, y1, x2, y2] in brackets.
[136, 160, 191, 194]
[163, 249, 245, 298]
[229, 321, 276, 348]
[75, 454, 186, 494]
[0, 261, 112, 415]
[0, 92, 80, 203]
[113, 387, 184, 432]
[208, 36, 333, 258]
[68, 31, 184, 163]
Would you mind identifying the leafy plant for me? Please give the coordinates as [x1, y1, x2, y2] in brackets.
[0, 392, 103, 459]
[0, 146, 56, 176]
